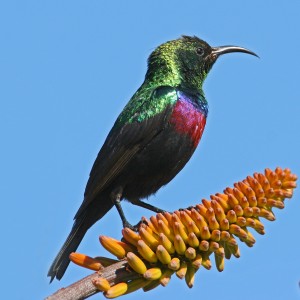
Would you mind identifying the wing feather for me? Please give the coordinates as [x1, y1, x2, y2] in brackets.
[75, 86, 178, 218]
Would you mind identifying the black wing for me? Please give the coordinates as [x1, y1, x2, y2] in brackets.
[74, 86, 178, 218]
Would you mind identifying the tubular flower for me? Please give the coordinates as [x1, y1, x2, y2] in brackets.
[69, 167, 297, 298]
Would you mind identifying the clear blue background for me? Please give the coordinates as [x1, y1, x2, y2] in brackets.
[1, 1, 299, 299]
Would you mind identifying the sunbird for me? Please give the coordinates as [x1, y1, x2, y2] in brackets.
[48, 35, 257, 281]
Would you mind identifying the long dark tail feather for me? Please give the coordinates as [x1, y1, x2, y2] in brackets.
[48, 196, 114, 282]
[47, 217, 89, 282]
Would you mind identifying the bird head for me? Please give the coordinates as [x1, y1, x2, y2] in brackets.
[146, 35, 257, 92]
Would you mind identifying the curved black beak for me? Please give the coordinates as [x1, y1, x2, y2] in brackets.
[211, 45, 259, 58]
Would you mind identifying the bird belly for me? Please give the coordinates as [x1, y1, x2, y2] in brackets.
[121, 99, 207, 201]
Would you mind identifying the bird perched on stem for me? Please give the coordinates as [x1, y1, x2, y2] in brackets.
[48, 35, 257, 282]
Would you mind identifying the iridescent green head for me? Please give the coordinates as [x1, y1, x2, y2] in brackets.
[146, 35, 257, 92]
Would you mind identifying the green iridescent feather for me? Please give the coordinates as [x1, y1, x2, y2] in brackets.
[115, 37, 211, 127]
[116, 85, 178, 126]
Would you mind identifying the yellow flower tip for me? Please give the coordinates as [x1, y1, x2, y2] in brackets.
[202, 199, 212, 209]
[251, 206, 261, 217]
[168, 257, 181, 270]
[126, 252, 147, 274]
[137, 239, 158, 263]
[143, 267, 162, 280]
[147, 216, 159, 233]
[158, 219, 174, 241]
[214, 252, 225, 272]
[158, 233, 175, 254]
[236, 216, 247, 227]
[282, 180, 297, 189]
[211, 229, 221, 241]
[229, 224, 248, 239]
[181, 210, 194, 225]
[104, 282, 128, 299]
[215, 248, 225, 270]
[160, 269, 174, 286]
[99, 236, 126, 259]
[139, 227, 159, 250]
[238, 181, 256, 199]
[192, 253, 203, 270]
[187, 220, 200, 236]
[257, 197, 267, 206]
[251, 219, 265, 234]
[174, 234, 187, 255]
[212, 193, 231, 210]
[190, 207, 202, 222]
[243, 206, 254, 217]
[92, 277, 111, 292]
[201, 254, 212, 270]
[234, 205, 244, 217]
[156, 244, 172, 264]
[245, 176, 264, 197]
[225, 189, 238, 206]
[176, 261, 188, 279]
[180, 210, 195, 226]
[254, 173, 270, 191]
[69, 252, 102, 271]
[185, 264, 196, 288]
[209, 241, 220, 252]
[280, 189, 294, 198]
[200, 226, 211, 240]
[205, 207, 215, 219]
[185, 247, 196, 260]
[267, 199, 284, 209]
[173, 221, 188, 242]
[220, 230, 230, 241]
[195, 203, 207, 217]
[157, 212, 169, 224]
[214, 247, 225, 257]
[211, 200, 226, 220]
[227, 210, 237, 223]
[226, 237, 240, 258]
[163, 211, 174, 224]
[208, 216, 220, 230]
[172, 211, 181, 222]
[187, 232, 200, 248]
[243, 232, 256, 247]
[199, 240, 209, 251]
[232, 248, 241, 258]
[122, 228, 140, 246]
[220, 218, 230, 231]
[140, 222, 154, 236]
[259, 208, 276, 221]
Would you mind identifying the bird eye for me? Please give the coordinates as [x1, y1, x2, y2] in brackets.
[196, 47, 204, 56]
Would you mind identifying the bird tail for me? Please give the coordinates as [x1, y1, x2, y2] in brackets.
[47, 216, 89, 282]
[48, 198, 114, 282]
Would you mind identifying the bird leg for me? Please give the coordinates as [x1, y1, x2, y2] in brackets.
[111, 188, 166, 231]
[130, 199, 166, 214]
[110, 187, 136, 230]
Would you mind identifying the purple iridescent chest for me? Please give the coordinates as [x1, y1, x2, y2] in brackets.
[169, 91, 208, 147]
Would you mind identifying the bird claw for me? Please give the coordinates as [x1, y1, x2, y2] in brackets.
[123, 219, 145, 232]
[179, 206, 194, 211]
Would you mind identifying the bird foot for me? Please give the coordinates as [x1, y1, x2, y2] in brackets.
[179, 206, 194, 211]
[123, 219, 146, 232]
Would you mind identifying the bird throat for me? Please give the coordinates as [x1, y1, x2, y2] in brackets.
[169, 91, 208, 148]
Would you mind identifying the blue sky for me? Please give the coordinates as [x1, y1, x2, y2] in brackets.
[1, 1, 300, 299]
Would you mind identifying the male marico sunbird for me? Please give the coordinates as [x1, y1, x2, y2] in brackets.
[48, 35, 257, 281]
